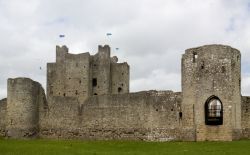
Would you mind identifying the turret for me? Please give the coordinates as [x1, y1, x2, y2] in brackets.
[181, 45, 241, 141]
[6, 78, 46, 138]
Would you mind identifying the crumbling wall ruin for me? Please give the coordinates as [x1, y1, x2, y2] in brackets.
[6, 78, 46, 138]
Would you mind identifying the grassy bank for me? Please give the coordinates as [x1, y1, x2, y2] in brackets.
[0, 139, 250, 155]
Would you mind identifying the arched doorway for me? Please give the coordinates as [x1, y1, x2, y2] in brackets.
[205, 96, 223, 125]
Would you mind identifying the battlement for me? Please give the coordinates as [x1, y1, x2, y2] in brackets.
[98, 44, 110, 52]
[184, 44, 240, 57]
[56, 45, 69, 63]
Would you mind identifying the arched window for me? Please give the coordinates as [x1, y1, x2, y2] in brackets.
[205, 96, 223, 125]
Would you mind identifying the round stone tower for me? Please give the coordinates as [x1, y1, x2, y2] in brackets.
[181, 45, 241, 141]
[6, 78, 45, 138]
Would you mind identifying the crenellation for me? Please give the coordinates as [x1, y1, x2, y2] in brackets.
[56, 45, 68, 63]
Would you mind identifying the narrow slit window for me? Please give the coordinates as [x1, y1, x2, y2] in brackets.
[179, 112, 182, 119]
[201, 61, 205, 69]
[222, 66, 226, 73]
[193, 52, 198, 63]
[92, 78, 97, 87]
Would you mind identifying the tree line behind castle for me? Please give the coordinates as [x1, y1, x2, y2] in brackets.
[0, 44, 249, 141]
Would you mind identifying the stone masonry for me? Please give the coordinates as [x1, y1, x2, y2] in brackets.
[0, 44, 249, 141]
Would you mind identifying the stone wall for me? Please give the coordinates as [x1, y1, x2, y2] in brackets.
[39, 91, 185, 141]
[0, 98, 7, 137]
[6, 78, 46, 138]
[39, 96, 79, 138]
[241, 96, 250, 139]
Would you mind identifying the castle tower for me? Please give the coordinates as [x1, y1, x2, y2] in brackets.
[47, 45, 92, 103]
[47, 45, 129, 103]
[6, 78, 46, 138]
[91, 45, 112, 95]
[181, 45, 241, 141]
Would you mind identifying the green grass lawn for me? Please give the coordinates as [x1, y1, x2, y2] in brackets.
[0, 138, 250, 155]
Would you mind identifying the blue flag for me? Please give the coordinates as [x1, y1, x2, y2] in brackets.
[106, 33, 112, 36]
[59, 34, 65, 38]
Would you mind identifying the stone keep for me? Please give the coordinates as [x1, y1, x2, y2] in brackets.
[47, 45, 129, 103]
[182, 45, 241, 141]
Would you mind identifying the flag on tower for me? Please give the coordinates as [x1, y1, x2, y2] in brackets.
[59, 34, 65, 38]
[106, 33, 112, 36]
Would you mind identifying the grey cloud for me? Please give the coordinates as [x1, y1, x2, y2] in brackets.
[1, 0, 250, 98]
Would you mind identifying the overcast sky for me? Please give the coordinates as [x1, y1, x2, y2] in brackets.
[1, 0, 250, 98]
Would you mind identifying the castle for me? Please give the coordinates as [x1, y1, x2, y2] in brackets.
[0, 44, 249, 141]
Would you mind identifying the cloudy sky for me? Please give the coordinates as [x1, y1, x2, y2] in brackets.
[0, 0, 250, 98]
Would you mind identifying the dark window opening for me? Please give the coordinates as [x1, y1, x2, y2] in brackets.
[92, 78, 97, 87]
[122, 73, 124, 75]
[75, 90, 78, 95]
[193, 52, 198, 63]
[222, 66, 226, 73]
[156, 109, 158, 111]
[94, 93, 98, 95]
[63, 93, 66, 97]
[171, 109, 173, 111]
[179, 112, 182, 119]
[79, 80, 81, 84]
[118, 87, 122, 93]
[205, 96, 223, 125]
[201, 61, 204, 69]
